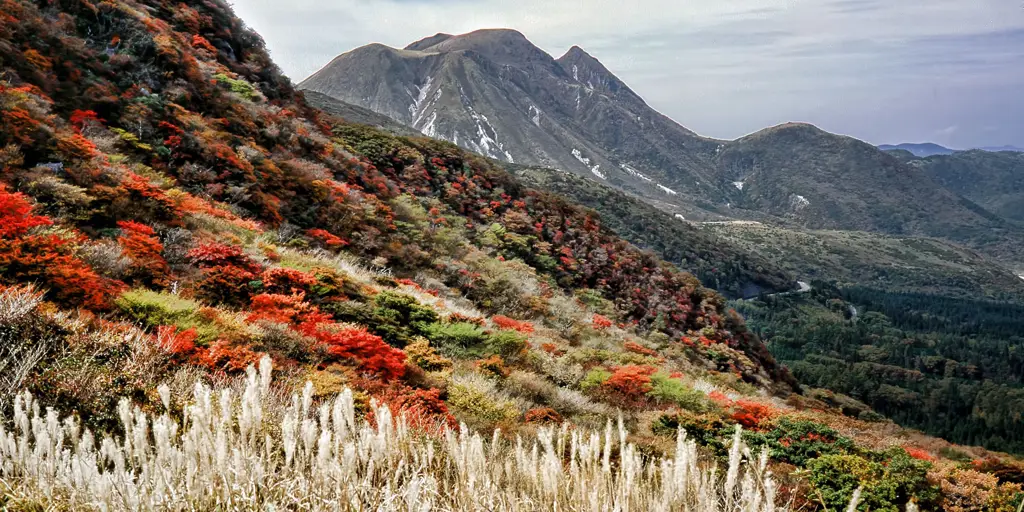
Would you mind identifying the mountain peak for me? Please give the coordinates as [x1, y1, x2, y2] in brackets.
[556, 45, 642, 102]
[559, 45, 597, 63]
[404, 33, 453, 51]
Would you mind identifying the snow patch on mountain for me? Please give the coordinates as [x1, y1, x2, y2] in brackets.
[408, 76, 435, 123]
[790, 194, 810, 211]
[529, 105, 541, 127]
[466, 106, 513, 163]
[620, 164, 653, 182]
[420, 111, 438, 137]
[733, 181, 745, 191]
[572, 149, 605, 179]
[657, 184, 678, 196]
[572, 65, 579, 81]
[675, 214, 686, 221]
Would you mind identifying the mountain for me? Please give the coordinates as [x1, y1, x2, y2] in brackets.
[911, 150, 1024, 222]
[3, 0, 1024, 507]
[303, 34, 1024, 265]
[712, 123, 1023, 263]
[302, 90, 421, 137]
[878, 142, 956, 157]
[511, 166, 795, 298]
[299, 29, 731, 220]
[976, 145, 1024, 153]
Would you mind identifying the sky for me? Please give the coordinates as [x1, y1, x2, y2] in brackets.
[230, 0, 1024, 149]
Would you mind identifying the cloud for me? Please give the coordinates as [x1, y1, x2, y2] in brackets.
[230, 0, 1024, 147]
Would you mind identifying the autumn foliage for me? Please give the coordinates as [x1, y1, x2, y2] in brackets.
[491, 315, 534, 333]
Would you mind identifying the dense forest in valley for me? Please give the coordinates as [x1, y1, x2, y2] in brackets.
[738, 284, 1024, 453]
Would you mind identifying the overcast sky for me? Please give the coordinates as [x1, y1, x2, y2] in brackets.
[231, 0, 1024, 149]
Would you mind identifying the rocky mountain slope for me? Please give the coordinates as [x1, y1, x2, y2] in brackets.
[303, 34, 1024, 265]
[908, 150, 1024, 223]
[299, 29, 731, 220]
[713, 123, 1023, 262]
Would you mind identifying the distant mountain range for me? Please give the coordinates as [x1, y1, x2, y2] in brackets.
[879, 142, 1024, 157]
[300, 29, 1024, 265]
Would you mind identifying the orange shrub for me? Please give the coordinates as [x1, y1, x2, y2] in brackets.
[602, 365, 656, 403]
[624, 341, 658, 357]
[730, 399, 776, 429]
[525, 407, 563, 424]
[592, 314, 613, 329]
[117, 220, 169, 286]
[492, 315, 534, 333]
[476, 355, 510, 378]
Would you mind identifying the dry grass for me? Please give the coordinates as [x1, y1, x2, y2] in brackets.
[0, 357, 785, 511]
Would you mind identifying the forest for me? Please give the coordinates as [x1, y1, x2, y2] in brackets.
[738, 283, 1024, 453]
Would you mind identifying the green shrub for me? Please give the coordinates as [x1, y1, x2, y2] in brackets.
[369, 291, 439, 346]
[652, 411, 727, 452]
[806, 450, 937, 512]
[579, 368, 612, 392]
[743, 418, 855, 467]
[422, 322, 490, 357]
[116, 289, 199, 327]
[485, 330, 527, 358]
[115, 289, 220, 342]
[647, 373, 714, 412]
[213, 73, 260, 101]
[447, 379, 519, 423]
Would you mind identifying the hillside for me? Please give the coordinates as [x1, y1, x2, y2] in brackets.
[303, 36, 1024, 265]
[714, 123, 1024, 263]
[702, 223, 1024, 300]
[513, 166, 795, 298]
[878, 143, 956, 157]
[303, 90, 421, 137]
[911, 150, 1024, 223]
[298, 29, 731, 220]
[1, 0, 1023, 510]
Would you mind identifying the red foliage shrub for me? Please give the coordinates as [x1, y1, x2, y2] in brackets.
[592, 314, 613, 329]
[117, 220, 169, 286]
[373, 386, 456, 430]
[312, 326, 406, 381]
[492, 315, 534, 333]
[260, 267, 316, 294]
[602, 366, 656, 403]
[0, 186, 117, 310]
[248, 293, 328, 325]
[190, 34, 217, 53]
[905, 448, 935, 461]
[194, 265, 256, 306]
[0, 186, 52, 237]
[709, 391, 733, 407]
[307, 228, 347, 249]
[247, 293, 405, 380]
[155, 325, 197, 358]
[524, 407, 563, 424]
[187, 241, 259, 271]
[69, 110, 100, 131]
[730, 399, 776, 429]
[624, 341, 658, 357]
[197, 339, 265, 373]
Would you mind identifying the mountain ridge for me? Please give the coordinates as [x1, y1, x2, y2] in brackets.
[302, 32, 1024, 265]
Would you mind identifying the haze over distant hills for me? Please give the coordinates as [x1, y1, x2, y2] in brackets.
[879, 142, 1024, 157]
[301, 29, 1024, 265]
